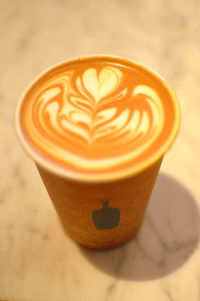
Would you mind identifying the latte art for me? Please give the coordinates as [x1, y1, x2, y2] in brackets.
[18, 56, 178, 178]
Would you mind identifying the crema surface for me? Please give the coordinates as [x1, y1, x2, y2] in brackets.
[19, 56, 177, 177]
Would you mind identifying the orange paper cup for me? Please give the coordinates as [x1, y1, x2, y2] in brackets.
[15, 55, 180, 250]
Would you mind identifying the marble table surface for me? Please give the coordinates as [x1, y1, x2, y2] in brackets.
[1, 0, 200, 300]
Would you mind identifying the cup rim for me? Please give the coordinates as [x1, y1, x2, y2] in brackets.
[15, 54, 181, 183]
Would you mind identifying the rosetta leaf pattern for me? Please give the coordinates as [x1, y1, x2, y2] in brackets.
[32, 65, 164, 169]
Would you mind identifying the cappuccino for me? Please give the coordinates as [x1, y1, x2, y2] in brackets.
[17, 56, 179, 181]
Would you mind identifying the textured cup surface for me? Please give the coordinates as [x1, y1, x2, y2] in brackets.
[15, 55, 180, 249]
[37, 158, 162, 250]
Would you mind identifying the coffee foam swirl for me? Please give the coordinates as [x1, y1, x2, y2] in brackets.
[19, 58, 177, 178]
[16, 56, 179, 181]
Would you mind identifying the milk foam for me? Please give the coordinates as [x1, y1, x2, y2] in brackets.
[20, 59, 171, 175]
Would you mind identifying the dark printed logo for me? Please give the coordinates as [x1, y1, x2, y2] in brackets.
[92, 200, 120, 230]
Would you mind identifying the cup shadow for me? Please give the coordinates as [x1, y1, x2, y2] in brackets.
[79, 173, 200, 281]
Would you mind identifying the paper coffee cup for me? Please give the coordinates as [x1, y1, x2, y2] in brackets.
[15, 55, 180, 250]
[36, 158, 162, 249]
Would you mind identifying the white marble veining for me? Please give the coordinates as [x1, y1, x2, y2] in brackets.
[1, 0, 200, 300]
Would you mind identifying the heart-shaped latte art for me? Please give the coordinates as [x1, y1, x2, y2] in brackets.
[22, 63, 165, 173]
[82, 67, 122, 102]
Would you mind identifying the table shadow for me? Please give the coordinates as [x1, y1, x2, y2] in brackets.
[79, 173, 200, 281]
